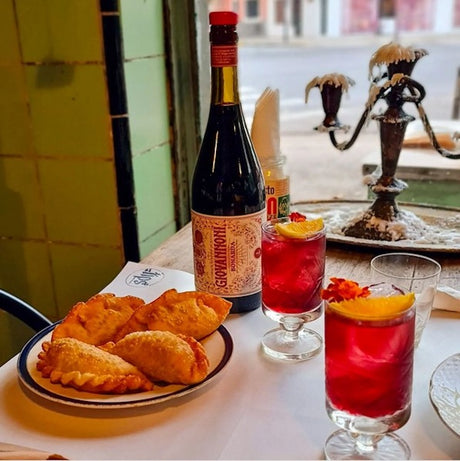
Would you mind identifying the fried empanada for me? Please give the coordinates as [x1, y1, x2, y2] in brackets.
[114, 289, 231, 341]
[52, 293, 145, 345]
[37, 338, 153, 394]
[104, 331, 210, 385]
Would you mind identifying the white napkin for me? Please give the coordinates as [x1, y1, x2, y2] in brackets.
[250, 87, 281, 161]
[433, 286, 460, 312]
[0, 442, 66, 459]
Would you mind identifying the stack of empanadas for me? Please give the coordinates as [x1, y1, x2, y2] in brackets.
[115, 289, 232, 340]
[36, 289, 232, 394]
[51, 293, 144, 345]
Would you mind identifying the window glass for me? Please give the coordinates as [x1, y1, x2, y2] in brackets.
[275, 0, 284, 23]
[246, 0, 259, 18]
[205, 0, 460, 206]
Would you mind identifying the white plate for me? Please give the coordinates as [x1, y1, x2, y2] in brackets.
[16, 263, 233, 409]
[429, 353, 460, 437]
[17, 324, 233, 409]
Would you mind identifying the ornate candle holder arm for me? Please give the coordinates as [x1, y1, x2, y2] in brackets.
[415, 101, 460, 160]
[328, 85, 388, 151]
[401, 75, 460, 159]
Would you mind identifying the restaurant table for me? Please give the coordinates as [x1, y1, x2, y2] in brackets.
[0, 223, 459, 460]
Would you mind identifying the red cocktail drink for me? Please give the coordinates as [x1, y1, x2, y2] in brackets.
[260, 216, 326, 362]
[262, 220, 326, 316]
[325, 305, 415, 419]
[323, 279, 416, 459]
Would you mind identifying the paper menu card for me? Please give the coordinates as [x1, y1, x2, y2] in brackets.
[101, 262, 195, 303]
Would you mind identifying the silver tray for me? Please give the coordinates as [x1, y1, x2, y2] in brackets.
[293, 200, 460, 253]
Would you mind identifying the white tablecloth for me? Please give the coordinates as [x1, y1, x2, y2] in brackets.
[0, 304, 458, 460]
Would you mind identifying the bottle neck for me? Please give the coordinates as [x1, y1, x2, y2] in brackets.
[211, 65, 240, 105]
[209, 23, 240, 106]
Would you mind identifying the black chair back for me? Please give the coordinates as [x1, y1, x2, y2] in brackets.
[0, 290, 52, 332]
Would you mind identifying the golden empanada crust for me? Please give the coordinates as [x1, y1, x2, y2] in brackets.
[115, 289, 232, 341]
[37, 338, 153, 394]
[52, 293, 145, 345]
[105, 331, 210, 385]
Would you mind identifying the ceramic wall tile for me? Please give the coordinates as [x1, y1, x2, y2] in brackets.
[0, 0, 176, 326]
[38, 158, 121, 245]
[139, 221, 177, 259]
[25, 64, 112, 159]
[0, 65, 33, 155]
[0, 239, 56, 319]
[50, 243, 124, 317]
[0, 157, 45, 239]
[120, 0, 165, 59]
[15, 0, 103, 63]
[133, 144, 175, 243]
[0, 0, 21, 65]
[124, 57, 170, 155]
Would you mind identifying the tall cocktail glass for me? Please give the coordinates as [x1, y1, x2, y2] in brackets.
[323, 281, 416, 460]
[261, 216, 326, 361]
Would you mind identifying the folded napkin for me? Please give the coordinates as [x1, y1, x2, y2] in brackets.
[433, 286, 460, 313]
[250, 87, 281, 161]
[0, 442, 66, 460]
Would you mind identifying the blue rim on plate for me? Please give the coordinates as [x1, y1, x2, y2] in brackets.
[17, 324, 233, 409]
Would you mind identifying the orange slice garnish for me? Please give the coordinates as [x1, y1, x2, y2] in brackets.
[275, 218, 324, 239]
[328, 292, 415, 320]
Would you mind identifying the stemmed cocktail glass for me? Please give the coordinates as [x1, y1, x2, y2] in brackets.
[322, 278, 416, 460]
[261, 214, 326, 361]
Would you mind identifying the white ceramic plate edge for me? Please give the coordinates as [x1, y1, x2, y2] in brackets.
[429, 353, 460, 437]
[17, 324, 233, 409]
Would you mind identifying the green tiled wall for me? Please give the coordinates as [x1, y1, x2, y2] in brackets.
[0, 0, 177, 364]
[120, 0, 177, 258]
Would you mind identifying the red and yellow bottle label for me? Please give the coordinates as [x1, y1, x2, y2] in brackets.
[211, 45, 237, 67]
[265, 178, 290, 220]
[191, 210, 264, 297]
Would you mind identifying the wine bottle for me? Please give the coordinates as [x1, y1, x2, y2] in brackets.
[191, 11, 265, 314]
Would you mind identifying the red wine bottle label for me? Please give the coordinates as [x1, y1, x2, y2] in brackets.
[211, 45, 237, 67]
[191, 210, 264, 297]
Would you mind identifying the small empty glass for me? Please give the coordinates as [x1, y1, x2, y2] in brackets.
[371, 252, 441, 347]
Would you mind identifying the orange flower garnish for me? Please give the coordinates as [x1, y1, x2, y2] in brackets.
[289, 212, 306, 222]
[321, 277, 370, 302]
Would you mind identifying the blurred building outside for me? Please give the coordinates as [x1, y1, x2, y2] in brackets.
[207, 0, 460, 204]
[208, 0, 460, 41]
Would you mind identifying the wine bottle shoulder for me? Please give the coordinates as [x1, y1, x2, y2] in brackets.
[192, 104, 265, 216]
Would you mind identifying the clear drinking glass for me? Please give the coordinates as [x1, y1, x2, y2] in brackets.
[370, 252, 441, 347]
[324, 284, 416, 460]
[261, 217, 326, 361]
